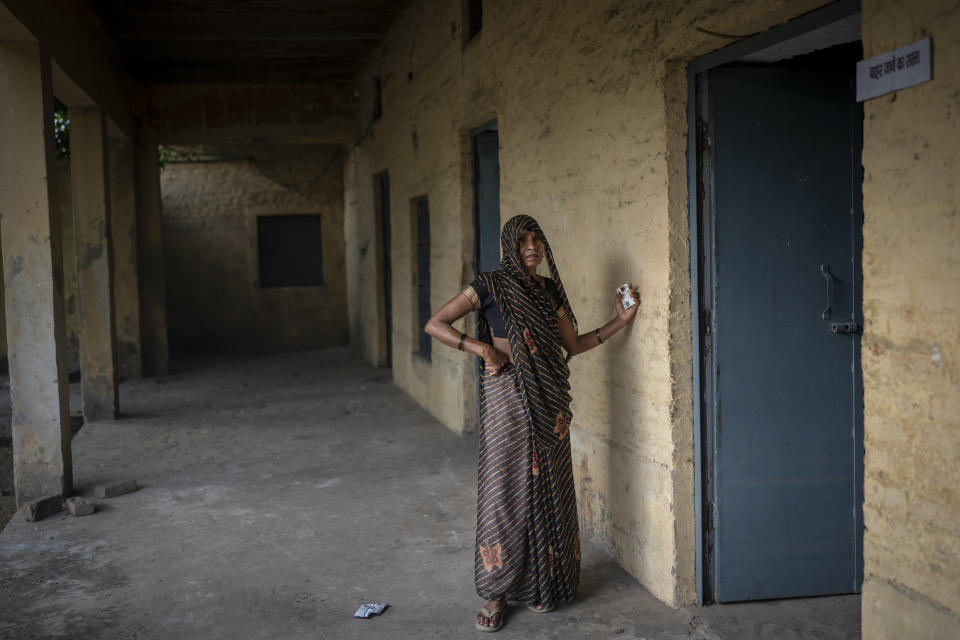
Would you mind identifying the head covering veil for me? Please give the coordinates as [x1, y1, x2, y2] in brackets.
[475, 214, 577, 450]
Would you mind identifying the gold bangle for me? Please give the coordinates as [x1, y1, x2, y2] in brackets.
[458, 333, 467, 351]
[461, 285, 481, 310]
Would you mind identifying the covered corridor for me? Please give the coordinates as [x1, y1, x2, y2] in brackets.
[0, 351, 859, 639]
[0, 0, 958, 638]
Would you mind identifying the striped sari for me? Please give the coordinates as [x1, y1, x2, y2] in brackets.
[472, 215, 580, 606]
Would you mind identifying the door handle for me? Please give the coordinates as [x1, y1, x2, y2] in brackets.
[820, 264, 834, 319]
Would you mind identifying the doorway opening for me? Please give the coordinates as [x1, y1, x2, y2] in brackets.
[472, 121, 500, 277]
[471, 120, 500, 425]
[375, 170, 392, 367]
[688, 0, 864, 604]
[413, 195, 431, 362]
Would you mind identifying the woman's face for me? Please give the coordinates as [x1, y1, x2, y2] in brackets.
[516, 228, 545, 271]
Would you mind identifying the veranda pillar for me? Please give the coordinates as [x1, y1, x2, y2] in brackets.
[0, 41, 73, 504]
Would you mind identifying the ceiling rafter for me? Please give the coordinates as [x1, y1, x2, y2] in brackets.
[85, 0, 413, 84]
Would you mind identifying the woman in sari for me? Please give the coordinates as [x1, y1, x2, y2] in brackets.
[425, 214, 638, 632]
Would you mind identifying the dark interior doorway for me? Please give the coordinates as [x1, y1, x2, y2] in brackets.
[472, 121, 500, 425]
[472, 122, 501, 276]
[414, 196, 431, 362]
[690, 2, 864, 604]
[375, 170, 392, 367]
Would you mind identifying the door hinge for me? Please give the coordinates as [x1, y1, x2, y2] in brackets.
[707, 502, 718, 532]
[702, 308, 713, 358]
[697, 118, 711, 152]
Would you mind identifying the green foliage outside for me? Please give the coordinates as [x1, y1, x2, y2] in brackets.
[54, 100, 70, 159]
[158, 145, 175, 171]
[52, 99, 172, 169]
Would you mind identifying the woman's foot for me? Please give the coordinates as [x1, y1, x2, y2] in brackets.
[475, 596, 507, 632]
[526, 602, 556, 613]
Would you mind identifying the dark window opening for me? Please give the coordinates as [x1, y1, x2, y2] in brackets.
[257, 214, 324, 288]
[466, 0, 482, 40]
[415, 197, 431, 361]
[376, 171, 393, 367]
[372, 77, 383, 120]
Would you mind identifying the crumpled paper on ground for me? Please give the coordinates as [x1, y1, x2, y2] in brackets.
[353, 603, 389, 618]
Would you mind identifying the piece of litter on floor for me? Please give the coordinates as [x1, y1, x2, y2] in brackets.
[94, 479, 139, 499]
[354, 603, 388, 618]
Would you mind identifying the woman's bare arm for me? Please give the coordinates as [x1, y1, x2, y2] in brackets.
[424, 293, 510, 372]
[557, 284, 639, 356]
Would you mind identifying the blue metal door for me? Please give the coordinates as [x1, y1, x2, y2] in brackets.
[472, 125, 501, 429]
[473, 127, 501, 274]
[416, 197, 431, 361]
[706, 55, 863, 601]
[377, 171, 392, 367]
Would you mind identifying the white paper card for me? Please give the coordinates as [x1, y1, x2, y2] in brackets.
[353, 603, 388, 618]
[856, 37, 931, 102]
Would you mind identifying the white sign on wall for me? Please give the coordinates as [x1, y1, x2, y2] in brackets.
[856, 37, 932, 102]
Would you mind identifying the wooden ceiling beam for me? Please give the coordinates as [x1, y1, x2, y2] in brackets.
[139, 69, 360, 85]
[94, 15, 392, 40]
[111, 34, 385, 44]
[122, 41, 376, 60]
[84, 0, 413, 85]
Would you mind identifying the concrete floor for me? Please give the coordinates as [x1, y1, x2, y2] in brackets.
[0, 350, 860, 639]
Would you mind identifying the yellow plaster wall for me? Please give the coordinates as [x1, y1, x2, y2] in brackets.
[343, 0, 838, 606]
[0, 160, 103, 376]
[57, 158, 80, 373]
[344, 149, 387, 367]
[860, 0, 960, 636]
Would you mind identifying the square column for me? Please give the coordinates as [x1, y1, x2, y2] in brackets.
[109, 133, 142, 379]
[134, 127, 169, 377]
[70, 106, 119, 420]
[0, 42, 73, 504]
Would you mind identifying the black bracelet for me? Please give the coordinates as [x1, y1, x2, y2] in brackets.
[595, 328, 604, 345]
[457, 333, 467, 351]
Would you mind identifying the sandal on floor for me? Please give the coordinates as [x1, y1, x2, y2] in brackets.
[526, 603, 556, 613]
[475, 598, 506, 632]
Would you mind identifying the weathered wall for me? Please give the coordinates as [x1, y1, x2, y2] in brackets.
[109, 133, 142, 379]
[0, 39, 74, 503]
[1, 0, 134, 135]
[58, 159, 81, 374]
[860, 0, 960, 637]
[160, 148, 348, 354]
[140, 84, 357, 146]
[0, 160, 98, 378]
[344, 0, 836, 606]
[344, 148, 389, 367]
[70, 106, 119, 421]
[134, 128, 170, 377]
[0, 159, 80, 373]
